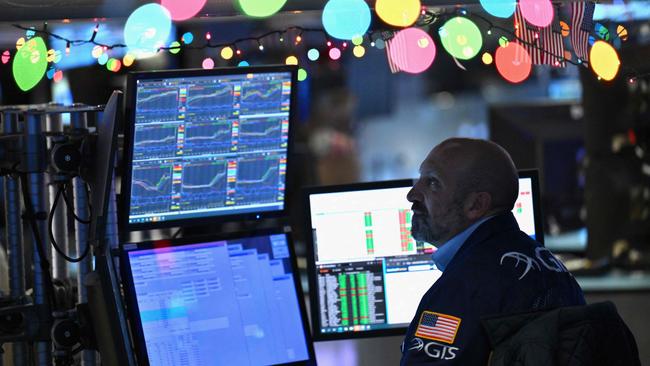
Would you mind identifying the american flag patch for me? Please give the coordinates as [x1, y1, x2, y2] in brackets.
[415, 311, 461, 344]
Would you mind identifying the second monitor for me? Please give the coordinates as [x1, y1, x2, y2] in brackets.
[305, 171, 543, 340]
[121, 229, 316, 365]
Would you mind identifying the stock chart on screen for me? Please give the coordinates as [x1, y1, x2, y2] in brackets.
[126, 69, 292, 226]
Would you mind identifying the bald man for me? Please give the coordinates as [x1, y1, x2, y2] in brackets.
[400, 138, 585, 365]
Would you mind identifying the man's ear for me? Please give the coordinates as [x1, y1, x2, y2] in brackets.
[464, 191, 492, 220]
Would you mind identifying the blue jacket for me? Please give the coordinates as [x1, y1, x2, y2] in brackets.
[400, 212, 586, 365]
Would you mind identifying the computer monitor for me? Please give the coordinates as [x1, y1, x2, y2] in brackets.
[121, 229, 316, 366]
[122, 66, 297, 231]
[516, 169, 544, 244]
[305, 172, 544, 340]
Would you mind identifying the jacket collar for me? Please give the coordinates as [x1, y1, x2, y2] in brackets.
[442, 211, 520, 272]
[464, 211, 519, 247]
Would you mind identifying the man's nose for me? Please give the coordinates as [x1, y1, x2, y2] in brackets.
[407, 185, 419, 203]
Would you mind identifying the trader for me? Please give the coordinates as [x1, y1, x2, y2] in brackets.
[401, 138, 585, 365]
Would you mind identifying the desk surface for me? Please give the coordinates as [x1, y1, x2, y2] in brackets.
[576, 270, 650, 291]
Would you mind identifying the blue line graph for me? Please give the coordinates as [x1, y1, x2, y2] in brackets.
[184, 121, 233, 156]
[133, 124, 178, 160]
[135, 87, 180, 123]
[240, 81, 286, 115]
[131, 164, 173, 215]
[136, 88, 179, 113]
[180, 161, 228, 210]
[235, 157, 281, 204]
[238, 118, 284, 152]
[187, 85, 233, 110]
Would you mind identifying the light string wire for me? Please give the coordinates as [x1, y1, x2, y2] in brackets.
[11, 23, 325, 51]
[7, 7, 641, 81]
[467, 11, 585, 67]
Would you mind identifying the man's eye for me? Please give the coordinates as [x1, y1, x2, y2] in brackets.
[428, 178, 440, 188]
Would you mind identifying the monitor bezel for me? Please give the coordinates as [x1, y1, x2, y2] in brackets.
[121, 65, 298, 232]
[120, 227, 317, 366]
[517, 169, 545, 245]
[304, 172, 545, 341]
[303, 179, 415, 341]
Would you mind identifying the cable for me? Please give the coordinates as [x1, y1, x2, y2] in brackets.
[71, 344, 83, 355]
[19, 173, 57, 307]
[61, 182, 91, 224]
[48, 184, 91, 263]
[84, 182, 93, 217]
[172, 227, 182, 239]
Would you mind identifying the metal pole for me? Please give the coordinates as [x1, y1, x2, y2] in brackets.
[71, 110, 96, 366]
[2, 111, 27, 366]
[25, 112, 52, 366]
[45, 111, 69, 280]
[96, 101, 120, 252]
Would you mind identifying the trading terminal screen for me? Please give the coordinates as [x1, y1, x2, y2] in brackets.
[306, 176, 542, 339]
[515, 176, 538, 240]
[124, 68, 293, 227]
[122, 232, 314, 366]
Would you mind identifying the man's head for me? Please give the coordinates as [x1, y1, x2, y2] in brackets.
[407, 138, 518, 245]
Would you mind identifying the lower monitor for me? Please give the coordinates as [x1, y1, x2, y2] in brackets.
[305, 173, 543, 340]
[121, 230, 315, 365]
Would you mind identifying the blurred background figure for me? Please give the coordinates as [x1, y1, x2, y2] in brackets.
[307, 87, 360, 185]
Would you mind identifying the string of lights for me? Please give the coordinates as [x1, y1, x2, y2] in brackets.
[11, 24, 331, 52]
[3, 2, 639, 92]
[9, 10, 604, 64]
[466, 11, 586, 67]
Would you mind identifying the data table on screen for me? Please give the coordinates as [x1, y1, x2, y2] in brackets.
[124, 234, 312, 366]
[307, 184, 441, 337]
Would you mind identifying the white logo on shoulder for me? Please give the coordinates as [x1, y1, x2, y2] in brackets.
[408, 337, 424, 352]
[500, 248, 568, 280]
[409, 338, 459, 360]
[535, 247, 569, 273]
[500, 252, 541, 280]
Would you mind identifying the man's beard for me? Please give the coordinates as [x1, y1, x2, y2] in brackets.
[411, 213, 449, 244]
[410, 199, 466, 245]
